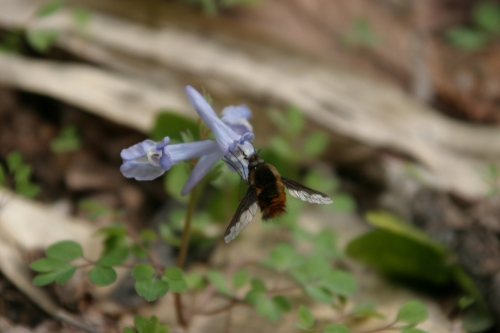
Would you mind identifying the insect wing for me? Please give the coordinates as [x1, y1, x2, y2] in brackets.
[281, 177, 333, 204]
[224, 187, 258, 243]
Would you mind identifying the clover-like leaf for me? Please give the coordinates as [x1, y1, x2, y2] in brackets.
[163, 267, 187, 293]
[256, 298, 282, 322]
[36, 0, 63, 17]
[232, 269, 249, 289]
[88, 265, 117, 286]
[206, 270, 232, 295]
[305, 285, 333, 304]
[46, 241, 83, 261]
[31, 258, 76, 286]
[297, 305, 315, 328]
[135, 279, 169, 302]
[132, 264, 155, 281]
[272, 295, 291, 312]
[396, 301, 428, 326]
[321, 270, 357, 297]
[26, 29, 59, 53]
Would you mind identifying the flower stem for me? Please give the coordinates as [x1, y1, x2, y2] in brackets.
[174, 184, 198, 327]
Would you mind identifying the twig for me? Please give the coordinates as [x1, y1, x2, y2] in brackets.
[174, 184, 199, 327]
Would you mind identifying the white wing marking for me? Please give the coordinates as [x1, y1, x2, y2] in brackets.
[287, 188, 333, 204]
[224, 202, 258, 243]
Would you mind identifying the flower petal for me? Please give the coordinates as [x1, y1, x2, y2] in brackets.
[166, 140, 219, 165]
[120, 140, 156, 161]
[181, 150, 223, 195]
[185, 86, 240, 154]
[221, 105, 252, 122]
[120, 161, 165, 181]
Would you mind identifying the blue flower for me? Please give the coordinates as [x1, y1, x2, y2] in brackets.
[181, 86, 255, 195]
[120, 138, 219, 181]
[120, 86, 255, 194]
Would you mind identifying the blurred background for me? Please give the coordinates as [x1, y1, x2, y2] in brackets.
[1, 0, 500, 332]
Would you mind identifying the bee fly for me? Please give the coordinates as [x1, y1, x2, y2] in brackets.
[224, 151, 333, 243]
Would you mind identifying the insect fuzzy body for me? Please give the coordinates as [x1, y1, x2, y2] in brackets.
[248, 154, 287, 220]
[224, 152, 333, 243]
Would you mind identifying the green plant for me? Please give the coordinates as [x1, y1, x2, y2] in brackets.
[0, 151, 40, 201]
[446, 2, 500, 51]
[29, 92, 436, 333]
[24, 0, 92, 53]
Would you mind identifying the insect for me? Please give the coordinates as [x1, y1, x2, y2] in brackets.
[224, 151, 333, 243]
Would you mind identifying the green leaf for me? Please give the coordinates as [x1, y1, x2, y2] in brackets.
[365, 211, 444, 251]
[446, 27, 490, 51]
[97, 246, 129, 267]
[232, 269, 249, 289]
[351, 302, 384, 319]
[250, 278, 267, 293]
[98, 223, 128, 237]
[167, 279, 187, 293]
[323, 324, 351, 333]
[15, 181, 40, 198]
[272, 295, 291, 312]
[256, 298, 282, 322]
[134, 316, 148, 333]
[298, 305, 315, 328]
[55, 266, 77, 284]
[291, 254, 331, 284]
[151, 112, 199, 142]
[295, 322, 313, 331]
[79, 200, 113, 220]
[140, 229, 157, 241]
[123, 328, 136, 333]
[321, 270, 357, 297]
[266, 243, 298, 270]
[304, 132, 329, 158]
[304, 285, 332, 304]
[245, 289, 265, 305]
[72, 7, 91, 27]
[31, 260, 76, 286]
[206, 270, 232, 295]
[33, 272, 58, 286]
[162, 267, 181, 280]
[396, 301, 428, 325]
[30, 258, 71, 272]
[50, 126, 81, 153]
[132, 264, 155, 281]
[88, 265, 117, 286]
[0, 32, 22, 54]
[474, 3, 500, 34]
[26, 29, 60, 53]
[36, 0, 63, 17]
[164, 164, 189, 203]
[184, 272, 206, 290]
[45, 241, 83, 261]
[163, 267, 187, 293]
[287, 105, 305, 135]
[313, 230, 341, 259]
[346, 229, 451, 285]
[135, 279, 169, 302]
[6, 151, 22, 173]
[14, 164, 31, 183]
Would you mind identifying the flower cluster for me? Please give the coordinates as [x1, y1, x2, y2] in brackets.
[120, 86, 255, 195]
